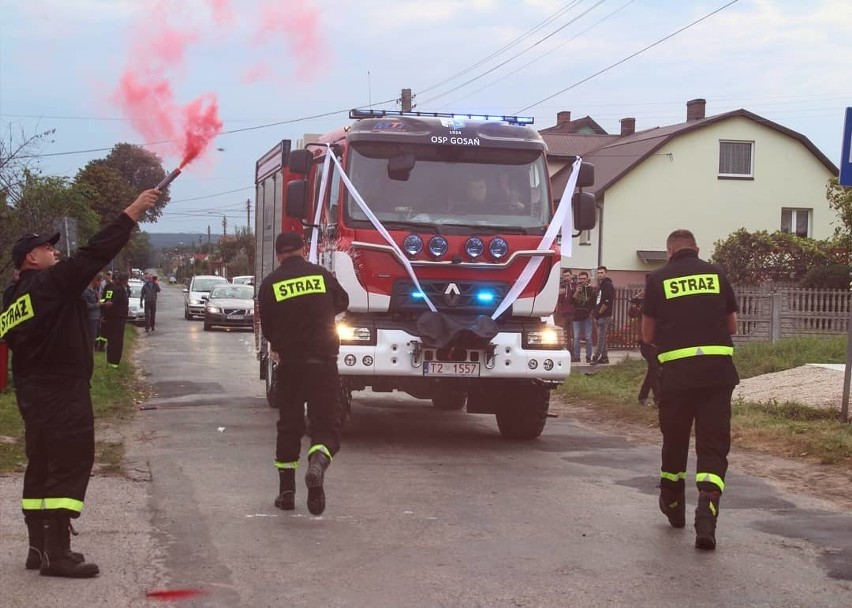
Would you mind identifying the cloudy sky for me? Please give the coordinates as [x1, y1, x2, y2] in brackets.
[2, 0, 850, 234]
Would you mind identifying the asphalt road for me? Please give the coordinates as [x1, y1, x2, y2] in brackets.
[2, 284, 851, 607]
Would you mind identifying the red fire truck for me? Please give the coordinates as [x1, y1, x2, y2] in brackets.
[254, 110, 595, 439]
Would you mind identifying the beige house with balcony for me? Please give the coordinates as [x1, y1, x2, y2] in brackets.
[544, 99, 839, 285]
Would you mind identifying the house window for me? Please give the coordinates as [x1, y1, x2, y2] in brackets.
[718, 141, 753, 178]
[781, 208, 811, 238]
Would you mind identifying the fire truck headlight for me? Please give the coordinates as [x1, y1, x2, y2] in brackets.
[464, 237, 484, 259]
[428, 235, 448, 258]
[523, 326, 564, 350]
[489, 237, 509, 259]
[337, 322, 376, 345]
[402, 234, 423, 256]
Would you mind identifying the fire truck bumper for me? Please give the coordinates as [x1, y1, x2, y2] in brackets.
[337, 329, 570, 382]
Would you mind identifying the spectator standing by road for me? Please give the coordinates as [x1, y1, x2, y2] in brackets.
[569, 270, 595, 364]
[81, 274, 103, 351]
[591, 266, 614, 364]
[258, 232, 350, 516]
[140, 274, 161, 332]
[554, 269, 575, 350]
[94, 271, 112, 351]
[642, 229, 739, 551]
[100, 272, 130, 368]
[0, 189, 160, 578]
[630, 283, 660, 406]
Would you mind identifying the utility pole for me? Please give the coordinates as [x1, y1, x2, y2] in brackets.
[207, 225, 211, 249]
[246, 198, 251, 230]
[222, 215, 227, 237]
[401, 88, 413, 112]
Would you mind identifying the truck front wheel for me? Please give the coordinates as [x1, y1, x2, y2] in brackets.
[495, 383, 549, 440]
[431, 389, 467, 411]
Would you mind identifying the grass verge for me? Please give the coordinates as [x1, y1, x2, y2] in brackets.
[0, 325, 142, 474]
[557, 336, 852, 468]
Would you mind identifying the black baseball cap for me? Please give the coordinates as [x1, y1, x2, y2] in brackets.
[11, 232, 61, 268]
[275, 232, 304, 254]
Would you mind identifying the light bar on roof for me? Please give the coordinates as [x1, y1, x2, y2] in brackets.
[349, 109, 534, 126]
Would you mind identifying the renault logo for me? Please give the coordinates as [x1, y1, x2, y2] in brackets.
[444, 282, 461, 306]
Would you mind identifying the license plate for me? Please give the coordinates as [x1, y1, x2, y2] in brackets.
[422, 362, 480, 377]
[227, 314, 245, 320]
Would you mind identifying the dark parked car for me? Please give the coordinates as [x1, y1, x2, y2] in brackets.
[203, 284, 255, 331]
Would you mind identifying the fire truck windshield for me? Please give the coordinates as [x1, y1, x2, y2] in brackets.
[345, 144, 551, 234]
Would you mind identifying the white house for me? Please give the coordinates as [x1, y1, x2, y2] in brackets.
[543, 99, 839, 285]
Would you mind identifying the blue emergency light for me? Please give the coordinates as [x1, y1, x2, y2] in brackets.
[349, 109, 534, 126]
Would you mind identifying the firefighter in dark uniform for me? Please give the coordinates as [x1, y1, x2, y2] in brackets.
[258, 232, 349, 516]
[1, 189, 159, 577]
[100, 271, 130, 368]
[641, 229, 739, 551]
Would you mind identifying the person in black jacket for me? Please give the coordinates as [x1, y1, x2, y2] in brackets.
[591, 266, 615, 364]
[258, 232, 349, 516]
[642, 229, 739, 551]
[100, 272, 130, 368]
[0, 189, 159, 578]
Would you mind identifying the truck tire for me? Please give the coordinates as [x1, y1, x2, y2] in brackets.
[495, 384, 549, 440]
[431, 389, 467, 411]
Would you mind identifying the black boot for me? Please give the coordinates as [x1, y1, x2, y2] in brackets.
[40, 516, 99, 578]
[274, 469, 295, 511]
[24, 513, 44, 570]
[694, 490, 721, 550]
[305, 451, 331, 516]
[658, 489, 686, 529]
[25, 514, 85, 569]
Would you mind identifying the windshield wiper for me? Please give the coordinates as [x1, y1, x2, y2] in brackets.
[439, 222, 530, 235]
[378, 220, 440, 234]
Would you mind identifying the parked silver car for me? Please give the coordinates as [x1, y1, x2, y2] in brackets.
[127, 279, 146, 325]
[203, 284, 255, 331]
[184, 275, 228, 319]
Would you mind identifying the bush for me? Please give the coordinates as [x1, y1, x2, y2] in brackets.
[799, 265, 851, 289]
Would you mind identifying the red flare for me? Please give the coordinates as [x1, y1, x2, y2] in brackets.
[146, 588, 205, 601]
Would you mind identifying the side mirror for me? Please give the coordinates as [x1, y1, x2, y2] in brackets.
[182, 288, 188, 294]
[388, 153, 416, 181]
[286, 180, 308, 218]
[577, 162, 594, 188]
[572, 191, 596, 231]
[288, 149, 313, 175]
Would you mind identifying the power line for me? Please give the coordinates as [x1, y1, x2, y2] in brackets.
[16, 97, 398, 160]
[416, 0, 585, 97]
[419, 0, 607, 108]
[515, 0, 741, 113]
[436, 0, 636, 110]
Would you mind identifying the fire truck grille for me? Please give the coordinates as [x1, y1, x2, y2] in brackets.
[389, 280, 511, 314]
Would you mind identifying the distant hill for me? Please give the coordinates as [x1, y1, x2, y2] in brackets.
[144, 232, 222, 250]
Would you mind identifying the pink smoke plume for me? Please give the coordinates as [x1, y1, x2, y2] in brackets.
[113, 0, 326, 166]
[244, 0, 327, 83]
[112, 7, 222, 169]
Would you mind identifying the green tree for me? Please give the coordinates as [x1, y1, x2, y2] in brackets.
[0, 125, 55, 205]
[0, 172, 98, 275]
[711, 228, 848, 286]
[74, 143, 170, 224]
[219, 226, 255, 277]
[826, 177, 852, 246]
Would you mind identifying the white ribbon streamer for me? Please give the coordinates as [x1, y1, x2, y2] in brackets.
[308, 152, 332, 264]
[307, 145, 581, 320]
[490, 156, 582, 319]
[326, 147, 438, 313]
